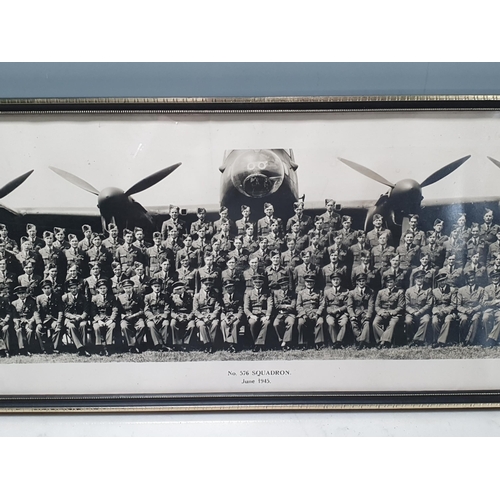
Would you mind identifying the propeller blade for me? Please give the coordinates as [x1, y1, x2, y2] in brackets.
[49, 166, 100, 196]
[487, 156, 500, 170]
[420, 155, 471, 188]
[125, 162, 182, 196]
[338, 158, 395, 188]
[0, 170, 34, 199]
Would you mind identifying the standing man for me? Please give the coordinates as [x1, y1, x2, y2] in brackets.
[405, 269, 433, 347]
[257, 203, 281, 237]
[286, 201, 313, 237]
[296, 273, 325, 350]
[235, 205, 255, 236]
[320, 199, 341, 232]
[161, 205, 187, 238]
[190, 207, 214, 238]
[244, 274, 273, 352]
[115, 229, 143, 277]
[102, 223, 123, 255]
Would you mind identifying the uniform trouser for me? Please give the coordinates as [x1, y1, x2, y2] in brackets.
[14, 319, 37, 350]
[221, 318, 241, 344]
[121, 318, 146, 347]
[0, 323, 9, 351]
[297, 316, 324, 346]
[405, 313, 430, 343]
[373, 314, 401, 344]
[325, 313, 348, 343]
[350, 314, 370, 343]
[171, 318, 196, 345]
[63, 319, 85, 350]
[247, 315, 270, 346]
[146, 319, 169, 346]
[196, 318, 219, 345]
[483, 309, 500, 342]
[94, 320, 116, 346]
[432, 313, 455, 344]
[273, 314, 295, 343]
[458, 312, 482, 344]
[41, 319, 61, 350]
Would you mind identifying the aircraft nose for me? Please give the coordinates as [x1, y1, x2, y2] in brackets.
[231, 150, 285, 198]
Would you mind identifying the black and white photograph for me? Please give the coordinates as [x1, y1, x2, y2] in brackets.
[2, 96, 500, 410]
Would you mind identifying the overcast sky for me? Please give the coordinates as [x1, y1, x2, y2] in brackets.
[0, 110, 499, 212]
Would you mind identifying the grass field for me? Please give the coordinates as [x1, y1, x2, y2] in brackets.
[2, 344, 500, 364]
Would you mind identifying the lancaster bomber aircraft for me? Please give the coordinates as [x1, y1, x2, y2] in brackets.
[3, 149, 500, 241]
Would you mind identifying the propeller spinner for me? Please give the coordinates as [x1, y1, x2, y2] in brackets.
[338, 155, 471, 229]
[49, 163, 181, 230]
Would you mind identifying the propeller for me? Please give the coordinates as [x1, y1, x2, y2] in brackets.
[0, 170, 34, 216]
[49, 163, 182, 230]
[487, 156, 500, 169]
[338, 155, 471, 229]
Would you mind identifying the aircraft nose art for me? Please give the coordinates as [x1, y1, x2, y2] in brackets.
[230, 150, 285, 198]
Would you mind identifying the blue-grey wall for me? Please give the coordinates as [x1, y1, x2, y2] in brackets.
[0, 63, 499, 98]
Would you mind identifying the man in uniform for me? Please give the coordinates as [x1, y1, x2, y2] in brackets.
[396, 231, 420, 271]
[34, 279, 63, 353]
[405, 269, 433, 347]
[11, 285, 38, 355]
[86, 232, 112, 277]
[227, 236, 249, 274]
[322, 249, 348, 290]
[220, 279, 244, 352]
[352, 250, 379, 291]
[131, 261, 151, 297]
[162, 226, 184, 259]
[457, 270, 484, 346]
[196, 252, 221, 293]
[0, 223, 19, 254]
[382, 253, 410, 291]
[371, 232, 395, 274]
[170, 280, 196, 351]
[102, 223, 123, 255]
[439, 253, 464, 289]
[175, 233, 201, 270]
[373, 274, 405, 348]
[409, 253, 437, 289]
[242, 223, 260, 254]
[53, 227, 69, 251]
[25, 223, 45, 252]
[432, 219, 448, 246]
[480, 208, 500, 244]
[286, 201, 312, 237]
[117, 278, 146, 353]
[193, 276, 221, 353]
[0, 285, 11, 357]
[366, 214, 392, 248]
[483, 271, 500, 347]
[321, 199, 341, 232]
[161, 205, 187, 238]
[38, 231, 64, 279]
[466, 223, 488, 267]
[115, 228, 143, 277]
[347, 273, 375, 349]
[132, 227, 151, 261]
[304, 233, 327, 268]
[235, 205, 255, 236]
[244, 274, 273, 352]
[243, 256, 261, 291]
[323, 272, 349, 349]
[146, 231, 171, 277]
[349, 231, 371, 270]
[213, 206, 234, 235]
[265, 250, 292, 291]
[420, 230, 446, 270]
[296, 273, 325, 350]
[91, 278, 118, 356]
[431, 272, 458, 347]
[272, 275, 296, 351]
[61, 278, 91, 356]
[336, 215, 357, 248]
[257, 203, 281, 237]
[18, 259, 42, 297]
[64, 234, 87, 276]
[294, 250, 320, 292]
[250, 236, 272, 273]
[175, 255, 196, 293]
[144, 278, 171, 351]
[487, 231, 500, 267]
[78, 224, 93, 253]
[401, 214, 426, 247]
[281, 236, 302, 272]
[190, 207, 214, 238]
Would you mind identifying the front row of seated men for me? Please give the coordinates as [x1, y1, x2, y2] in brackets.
[1, 263, 500, 357]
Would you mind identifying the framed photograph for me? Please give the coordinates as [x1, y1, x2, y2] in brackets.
[2, 95, 500, 413]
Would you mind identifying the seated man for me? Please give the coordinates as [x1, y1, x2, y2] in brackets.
[431, 272, 458, 347]
[144, 278, 171, 351]
[323, 272, 349, 349]
[243, 274, 273, 352]
[405, 269, 433, 347]
[456, 270, 484, 346]
[117, 278, 146, 353]
[483, 271, 500, 347]
[61, 278, 91, 357]
[296, 273, 325, 350]
[272, 275, 296, 351]
[193, 276, 221, 353]
[0, 285, 11, 357]
[373, 274, 404, 348]
[220, 280, 244, 352]
[34, 279, 63, 353]
[91, 278, 118, 356]
[170, 281, 196, 351]
[347, 272, 375, 349]
[11, 285, 38, 355]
